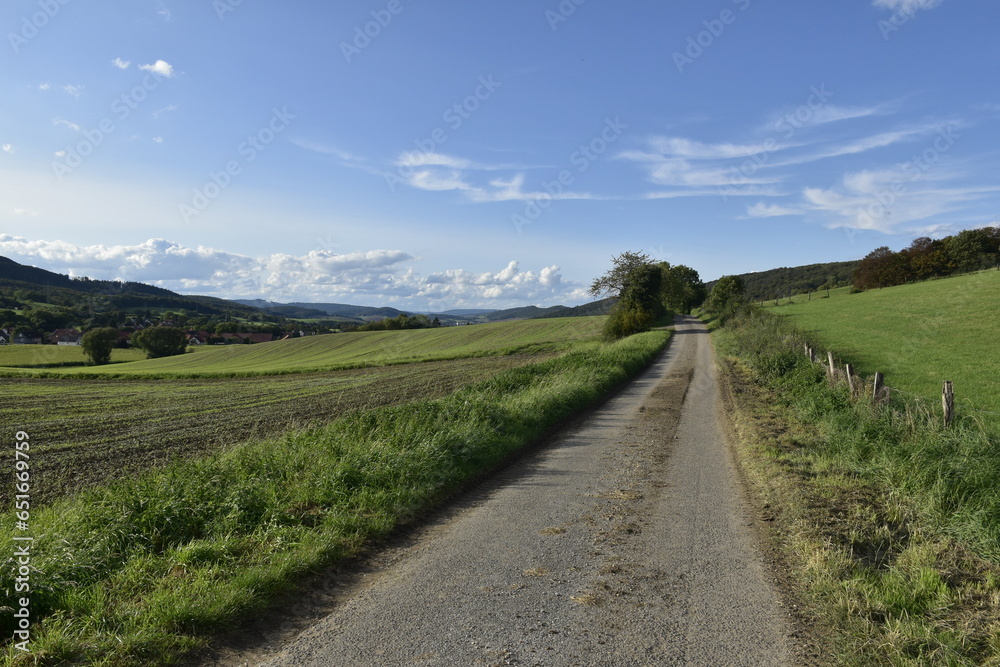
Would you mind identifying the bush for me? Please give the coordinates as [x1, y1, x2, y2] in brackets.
[603, 302, 655, 340]
[132, 326, 188, 359]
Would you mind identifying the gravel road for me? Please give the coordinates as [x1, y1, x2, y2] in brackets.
[226, 316, 790, 666]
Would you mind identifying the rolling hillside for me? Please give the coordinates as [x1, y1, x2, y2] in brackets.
[708, 259, 858, 302]
[1, 316, 606, 377]
[771, 270, 1000, 415]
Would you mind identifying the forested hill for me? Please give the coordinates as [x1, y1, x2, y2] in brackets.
[0, 255, 269, 318]
[708, 260, 858, 302]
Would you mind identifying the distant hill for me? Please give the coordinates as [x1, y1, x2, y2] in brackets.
[442, 309, 497, 316]
[0, 256, 266, 317]
[708, 260, 859, 302]
[481, 298, 615, 322]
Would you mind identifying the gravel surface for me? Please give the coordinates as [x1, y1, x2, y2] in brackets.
[217, 316, 790, 666]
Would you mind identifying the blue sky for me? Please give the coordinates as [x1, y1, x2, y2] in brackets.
[1, 0, 998, 309]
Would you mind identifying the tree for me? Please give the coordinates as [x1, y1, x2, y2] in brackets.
[590, 251, 663, 339]
[81, 327, 118, 366]
[659, 263, 706, 314]
[589, 251, 655, 298]
[852, 246, 912, 290]
[704, 275, 745, 315]
[132, 326, 188, 359]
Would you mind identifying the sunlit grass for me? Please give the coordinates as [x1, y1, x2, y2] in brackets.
[0, 329, 669, 666]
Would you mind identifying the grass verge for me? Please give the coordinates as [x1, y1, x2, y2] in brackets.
[1, 330, 669, 666]
[714, 307, 1000, 666]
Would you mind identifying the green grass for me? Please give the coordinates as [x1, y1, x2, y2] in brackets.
[0, 346, 145, 368]
[0, 329, 669, 666]
[715, 308, 1000, 665]
[0, 317, 605, 378]
[765, 270, 1000, 418]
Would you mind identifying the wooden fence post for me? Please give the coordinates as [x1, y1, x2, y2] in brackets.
[827, 351, 835, 376]
[942, 381, 954, 427]
[845, 364, 855, 393]
[873, 372, 884, 402]
[808, 348, 816, 364]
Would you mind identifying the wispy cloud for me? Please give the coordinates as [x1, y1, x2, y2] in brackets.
[63, 84, 84, 99]
[111, 57, 131, 70]
[620, 107, 960, 201]
[290, 139, 367, 165]
[155, 0, 172, 22]
[38, 83, 50, 91]
[2, 145, 13, 154]
[873, 0, 943, 14]
[746, 164, 1000, 234]
[53, 117, 81, 132]
[151, 104, 179, 119]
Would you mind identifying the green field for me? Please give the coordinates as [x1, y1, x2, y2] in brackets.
[768, 270, 1000, 417]
[0, 322, 669, 666]
[0, 345, 145, 368]
[2, 318, 608, 508]
[0, 317, 604, 378]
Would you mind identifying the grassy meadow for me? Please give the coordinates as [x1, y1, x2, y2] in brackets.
[0, 345, 145, 368]
[715, 307, 1000, 665]
[767, 270, 1000, 418]
[0, 325, 670, 666]
[0, 317, 605, 378]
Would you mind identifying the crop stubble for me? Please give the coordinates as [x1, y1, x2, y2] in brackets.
[4, 355, 547, 507]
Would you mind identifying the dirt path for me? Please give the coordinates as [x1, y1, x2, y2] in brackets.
[217, 316, 790, 666]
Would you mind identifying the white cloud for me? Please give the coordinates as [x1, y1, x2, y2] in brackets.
[745, 202, 801, 218]
[154, 0, 172, 22]
[2, 145, 13, 154]
[151, 104, 179, 119]
[38, 83, 50, 91]
[290, 139, 361, 163]
[139, 60, 175, 78]
[63, 84, 84, 99]
[153, 137, 164, 144]
[111, 57, 131, 70]
[766, 166, 1000, 233]
[395, 156, 597, 203]
[53, 117, 82, 132]
[396, 152, 474, 169]
[0, 236, 585, 308]
[873, 0, 943, 14]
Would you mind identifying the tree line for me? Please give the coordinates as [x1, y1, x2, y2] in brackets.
[854, 226, 1000, 291]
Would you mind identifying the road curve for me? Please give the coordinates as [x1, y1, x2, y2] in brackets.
[241, 316, 790, 666]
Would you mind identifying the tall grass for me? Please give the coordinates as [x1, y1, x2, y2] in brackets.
[1, 330, 668, 666]
[715, 308, 1000, 664]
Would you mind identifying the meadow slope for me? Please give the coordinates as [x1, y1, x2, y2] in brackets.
[0, 317, 604, 378]
[771, 270, 1000, 417]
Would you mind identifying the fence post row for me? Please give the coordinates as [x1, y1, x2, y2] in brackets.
[803, 346, 957, 426]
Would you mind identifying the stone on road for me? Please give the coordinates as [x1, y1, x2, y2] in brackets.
[251, 316, 789, 666]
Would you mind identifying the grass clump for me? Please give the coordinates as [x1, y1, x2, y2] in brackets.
[714, 307, 1000, 666]
[0, 330, 668, 666]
